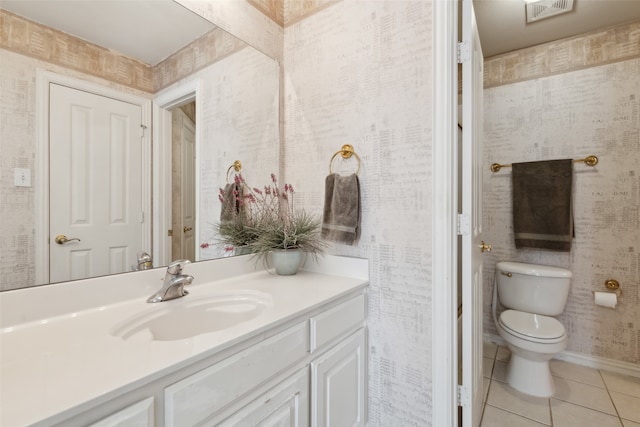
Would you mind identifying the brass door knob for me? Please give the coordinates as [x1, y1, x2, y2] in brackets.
[183, 226, 193, 233]
[480, 241, 492, 253]
[55, 234, 81, 244]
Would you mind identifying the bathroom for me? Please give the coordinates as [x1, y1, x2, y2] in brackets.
[1, 0, 639, 426]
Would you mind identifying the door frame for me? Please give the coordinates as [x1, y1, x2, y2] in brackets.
[35, 70, 152, 285]
[432, 0, 460, 426]
[152, 79, 202, 267]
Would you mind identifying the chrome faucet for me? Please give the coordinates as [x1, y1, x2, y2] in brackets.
[134, 251, 153, 270]
[147, 260, 194, 303]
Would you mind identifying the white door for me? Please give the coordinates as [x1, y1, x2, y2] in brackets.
[170, 108, 196, 261]
[460, 0, 485, 426]
[180, 114, 196, 261]
[49, 84, 144, 283]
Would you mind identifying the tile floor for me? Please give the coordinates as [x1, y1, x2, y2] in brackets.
[480, 340, 640, 427]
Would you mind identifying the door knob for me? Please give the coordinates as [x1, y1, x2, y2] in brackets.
[55, 235, 81, 244]
[480, 241, 492, 253]
[183, 226, 193, 233]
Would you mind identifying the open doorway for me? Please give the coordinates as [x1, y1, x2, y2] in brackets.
[170, 102, 196, 262]
[152, 79, 201, 267]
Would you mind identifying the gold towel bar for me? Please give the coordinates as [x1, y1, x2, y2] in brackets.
[490, 155, 598, 173]
[329, 144, 361, 175]
[226, 160, 242, 183]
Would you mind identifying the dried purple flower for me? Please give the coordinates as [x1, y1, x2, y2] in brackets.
[271, 173, 277, 183]
[200, 243, 210, 249]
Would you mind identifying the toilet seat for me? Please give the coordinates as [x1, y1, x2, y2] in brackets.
[499, 310, 566, 343]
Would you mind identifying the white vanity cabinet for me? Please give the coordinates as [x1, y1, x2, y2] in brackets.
[2, 256, 370, 427]
[49, 288, 367, 427]
[311, 329, 366, 427]
[89, 398, 155, 427]
[169, 292, 367, 427]
[211, 368, 310, 427]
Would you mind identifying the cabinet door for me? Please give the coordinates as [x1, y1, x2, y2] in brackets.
[210, 368, 310, 427]
[311, 329, 366, 427]
[89, 397, 154, 427]
[165, 322, 308, 426]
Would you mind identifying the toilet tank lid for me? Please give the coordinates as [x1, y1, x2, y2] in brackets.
[496, 262, 572, 278]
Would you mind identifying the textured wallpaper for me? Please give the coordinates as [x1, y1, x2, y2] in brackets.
[283, 1, 434, 424]
[482, 57, 640, 364]
[0, 9, 154, 93]
[188, 47, 280, 261]
[484, 20, 640, 89]
[153, 27, 248, 92]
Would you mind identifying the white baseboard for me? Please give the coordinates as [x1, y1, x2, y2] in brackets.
[483, 333, 640, 379]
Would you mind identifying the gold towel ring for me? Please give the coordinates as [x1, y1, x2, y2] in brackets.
[329, 144, 361, 175]
[226, 160, 242, 183]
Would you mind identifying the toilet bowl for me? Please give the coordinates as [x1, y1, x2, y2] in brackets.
[492, 262, 572, 397]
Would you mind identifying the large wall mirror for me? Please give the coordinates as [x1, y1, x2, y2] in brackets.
[0, 0, 280, 290]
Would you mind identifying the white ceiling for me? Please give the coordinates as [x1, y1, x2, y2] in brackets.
[0, 0, 215, 65]
[474, 0, 640, 57]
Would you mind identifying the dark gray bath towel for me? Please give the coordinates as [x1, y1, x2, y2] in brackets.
[512, 159, 573, 251]
[322, 173, 361, 245]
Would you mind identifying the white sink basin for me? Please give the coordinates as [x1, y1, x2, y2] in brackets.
[111, 290, 273, 341]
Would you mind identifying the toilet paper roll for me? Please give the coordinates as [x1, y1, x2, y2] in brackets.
[594, 291, 617, 308]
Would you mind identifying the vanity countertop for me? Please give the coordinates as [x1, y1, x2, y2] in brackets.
[0, 255, 368, 426]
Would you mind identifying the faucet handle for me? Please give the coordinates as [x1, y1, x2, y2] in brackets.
[167, 259, 191, 275]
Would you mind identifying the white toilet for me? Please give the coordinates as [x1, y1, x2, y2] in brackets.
[492, 261, 572, 397]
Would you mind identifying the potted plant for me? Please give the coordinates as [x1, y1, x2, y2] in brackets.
[218, 173, 325, 274]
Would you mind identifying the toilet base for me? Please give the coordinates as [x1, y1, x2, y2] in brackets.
[506, 350, 555, 397]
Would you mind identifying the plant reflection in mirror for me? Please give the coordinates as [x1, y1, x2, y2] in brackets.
[202, 174, 326, 261]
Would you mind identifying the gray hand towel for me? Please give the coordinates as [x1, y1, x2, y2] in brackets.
[322, 173, 361, 245]
[512, 159, 573, 251]
[220, 182, 246, 222]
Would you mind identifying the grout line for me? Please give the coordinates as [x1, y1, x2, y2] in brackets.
[478, 343, 496, 426]
[599, 368, 623, 419]
[479, 381, 489, 426]
[548, 395, 621, 419]
[483, 402, 551, 426]
[548, 395, 554, 426]
[548, 362, 606, 389]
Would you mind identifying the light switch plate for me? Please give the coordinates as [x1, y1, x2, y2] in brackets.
[14, 168, 31, 187]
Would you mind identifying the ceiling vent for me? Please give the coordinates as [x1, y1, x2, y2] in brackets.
[526, 0, 574, 23]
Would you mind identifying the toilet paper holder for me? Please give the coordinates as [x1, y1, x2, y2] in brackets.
[592, 279, 622, 297]
[604, 279, 620, 291]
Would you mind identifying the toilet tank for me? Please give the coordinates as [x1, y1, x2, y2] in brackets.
[496, 262, 572, 316]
